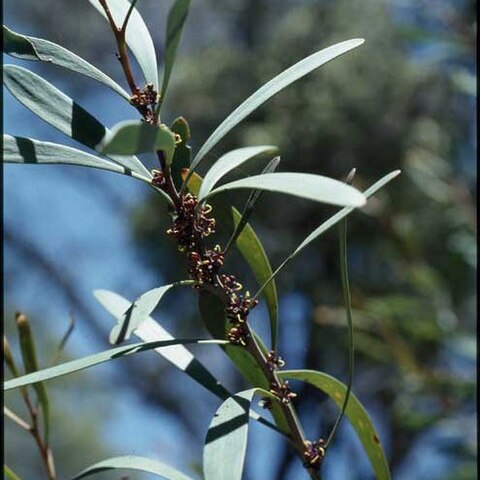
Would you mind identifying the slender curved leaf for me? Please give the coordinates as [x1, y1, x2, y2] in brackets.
[3, 135, 152, 183]
[15, 313, 50, 444]
[95, 289, 284, 434]
[108, 284, 177, 345]
[293, 170, 401, 256]
[198, 290, 289, 435]
[4, 338, 226, 391]
[89, 0, 158, 89]
[94, 288, 230, 400]
[72, 455, 193, 480]
[198, 145, 277, 201]
[3, 65, 150, 176]
[157, 0, 191, 111]
[98, 120, 176, 163]
[186, 172, 279, 352]
[206, 172, 366, 208]
[191, 38, 364, 171]
[325, 175, 355, 449]
[3, 25, 130, 100]
[253, 170, 401, 299]
[279, 370, 391, 480]
[203, 388, 277, 480]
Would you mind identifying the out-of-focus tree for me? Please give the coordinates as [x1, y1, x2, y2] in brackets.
[132, 0, 476, 478]
[4, 0, 475, 479]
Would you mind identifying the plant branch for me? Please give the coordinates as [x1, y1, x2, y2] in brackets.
[17, 382, 56, 480]
[98, 0, 138, 93]
[244, 327, 321, 480]
[121, 0, 139, 33]
[4, 406, 31, 431]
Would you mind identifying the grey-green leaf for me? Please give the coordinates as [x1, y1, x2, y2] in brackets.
[3, 65, 149, 176]
[71, 455, 193, 480]
[89, 0, 158, 89]
[107, 283, 191, 344]
[293, 170, 401, 256]
[3, 135, 151, 183]
[191, 38, 364, 170]
[3, 25, 130, 101]
[225, 156, 281, 254]
[206, 172, 366, 208]
[198, 145, 277, 201]
[94, 289, 231, 400]
[98, 120, 176, 164]
[203, 388, 277, 480]
[279, 370, 391, 480]
[252, 170, 401, 299]
[96, 289, 283, 435]
[158, 0, 191, 112]
[4, 339, 226, 391]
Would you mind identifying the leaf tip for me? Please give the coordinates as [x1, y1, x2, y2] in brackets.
[15, 311, 28, 328]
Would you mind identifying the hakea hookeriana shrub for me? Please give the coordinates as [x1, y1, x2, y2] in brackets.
[3, 1, 400, 479]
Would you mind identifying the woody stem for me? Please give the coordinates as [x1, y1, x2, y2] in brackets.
[244, 326, 321, 480]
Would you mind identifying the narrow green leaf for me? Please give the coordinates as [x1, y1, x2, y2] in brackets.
[3, 65, 149, 177]
[94, 289, 230, 400]
[4, 338, 226, 392]
[190, 38, 364, 171]
[198, 290, 289, 435]
[198, 145, 277, 201]
[187, 172, 279, 352]
[203, 388, 278, 480]
[206, 172, 366, 208]
[3, 135, 152, 183]
[98, 120, 176, 164]
[71, 455, 193, 480]
[4, 465, 22, 480]
[252, 170, 401, 301]
[279, 370, 391, 480]
[3, 25, 130, 101]
[158, 0, 191, 111]
[89, 0, 158, 89]
[325, 169, 356, 449]
[15, 313, 50, 445]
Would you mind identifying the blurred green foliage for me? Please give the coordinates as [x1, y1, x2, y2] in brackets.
[132, 0, 475, 477]
[4, 0, 475, 478]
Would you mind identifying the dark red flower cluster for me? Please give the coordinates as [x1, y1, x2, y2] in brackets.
[166, 194, 215, 251]
[303, 439, 326, 469]
[165, 192, 259, 347]
[225, 290, 258, 346]
[270, 380, 297, 404]
[266, 350, 286, 371]
[187, 245, 224, 286]
[151, 169, 166, 188]
[130, 83, 158, 124]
